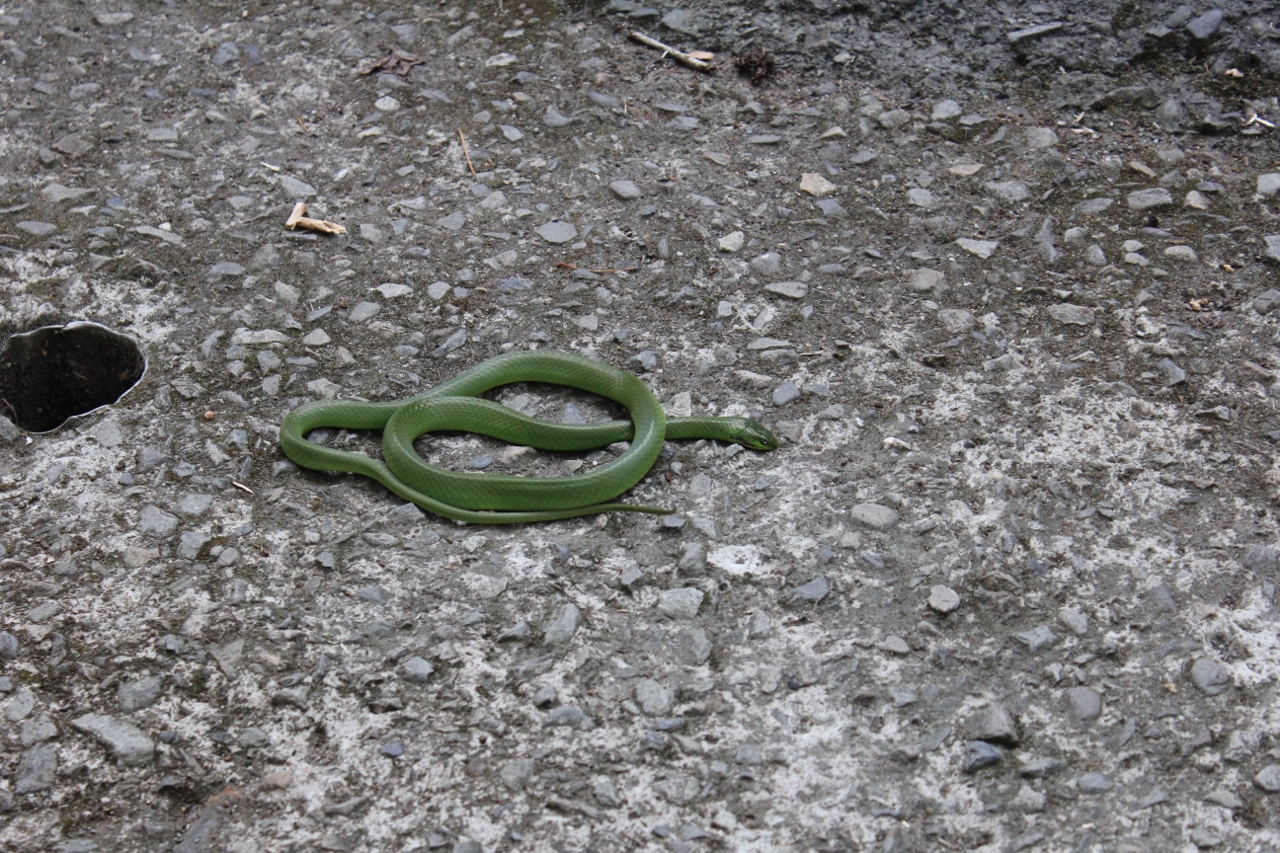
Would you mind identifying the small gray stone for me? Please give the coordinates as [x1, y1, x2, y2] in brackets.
[1047, 304, 1095, 326]
[177, 531, 211, 560]
[928, 585, 960, 614]
[543, 602, 581, 645]
[719, 231, 745, 252]
[765, 281, 807, 299]
[968, 704, 1019, 745]
[635, 679, 676, 716]
[1058, 607, 1089, 636]
[674, 627, 712, 666]
[963, 740, 1003, 773]
[119, 675, 163, 712]
[932, 100, 962, 121]
[1077, 772, 1112, 794]
[348, 301, 381, 322]
[206, 261, 245, 279]
[535, 221, 577, 244]
[850, 503, 899, 530]
[657, 588, 703, 619]
[1024, 127, 1058, 148]
[1258, 174, 1280, 198]
[401, 656, 435, 683]
[880, 635, 912, 655]
[354, 584, 391, 604]
[96, 11, 135, 25]
[1263, 235, 1280, 265]
[876, 109, 911, 129]
[41, 183, 93, 203]
[1015, 626, 1057, 651]
[237, 727, 269, 748]
[1186, 9, 1224, 39]
[138, 505, 179, 537]
[1007, 21, 1064, 42]
[1240, 545, 1280, 572]
[1127, 188, 1174, 210]
[907, 188, 934, 208]
[436, 211, 466, 230]
[71, 713, 155, 766]
[1190, 656, 1232, 696]
[985, 181, 1030, 203]
[544, 706, 594, 730]
[788, 576, 829, 604]
[212, 42, 241, 66]
[907, 268, 945, 293]
[1253, 287, 1280, 313]
[939, 309, 976, 334]
[1065, 686, 1102, 727]
[1254, 764, 1280, 793]
[16, 221, 58, 237]
[278, 175, 316, 197]
[15, 744, 58, 794]
[772, 380, 800, 406]
[1076, 198, 1114, 215]
[52, 133, 91, 157]
[1157, 357, 1187, 386]
[608, 180, 641, 200]
[543, 106, 575, 127]
[956, 238, 998, 259]
[0, 632, 21, 661]
[751, 252, 783, 275]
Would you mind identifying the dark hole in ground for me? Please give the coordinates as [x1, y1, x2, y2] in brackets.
[0, 321, 146, 433]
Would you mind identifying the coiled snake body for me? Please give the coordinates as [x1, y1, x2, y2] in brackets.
[279, 350, 777, 523]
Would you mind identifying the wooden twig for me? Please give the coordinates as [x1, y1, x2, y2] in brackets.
[628, 31, 712, 72]
[458, 129, 476, 175]
[284, 201, 347, 235]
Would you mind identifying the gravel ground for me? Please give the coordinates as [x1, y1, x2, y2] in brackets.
[2, 1, 1280, 851]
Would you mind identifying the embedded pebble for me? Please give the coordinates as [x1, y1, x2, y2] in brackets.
[348, 301, 381, 322]
[657, 588, 703, 619]
[609, 180, 642, 200]
[1065, 686, 1102, 727]
[956, 238, 997, 258]
[968, 704, 1019, 745]
[1077, 772, 1112, 794]
[1127, 188, 1174, 210]
[963, 741, 1003, 772]
[718, 231, 745, 252]
[70, 713, 155, 766]
[535, 221, 577, 243]
[850, 503, 900, 530]
[772, 380, 800, 405]
[1190, 656, 1232, 696]
[799, 173, 837, 196]
[1254, 765, 1280, 793]
[17, 221, 58, 237]
[928, 585, 960, 613]
[543, 602, 582, 645]
[787, 576, 829, 604]
[765, 281, 807, 299]
[1047, 304, 1095, 326]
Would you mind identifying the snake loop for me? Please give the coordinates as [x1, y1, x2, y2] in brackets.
[278, 350, 777, 523]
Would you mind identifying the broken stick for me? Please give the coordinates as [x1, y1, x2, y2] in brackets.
[629, 31, 713, 72]
[285, 202, 347, 235]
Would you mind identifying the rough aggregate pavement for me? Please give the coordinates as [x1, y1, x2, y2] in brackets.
[1, 1, 1279, 851]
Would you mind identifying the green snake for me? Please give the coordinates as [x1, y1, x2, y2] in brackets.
[279, 349, 778, 523]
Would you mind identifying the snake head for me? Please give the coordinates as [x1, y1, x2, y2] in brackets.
[733, 419, 779, 451]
